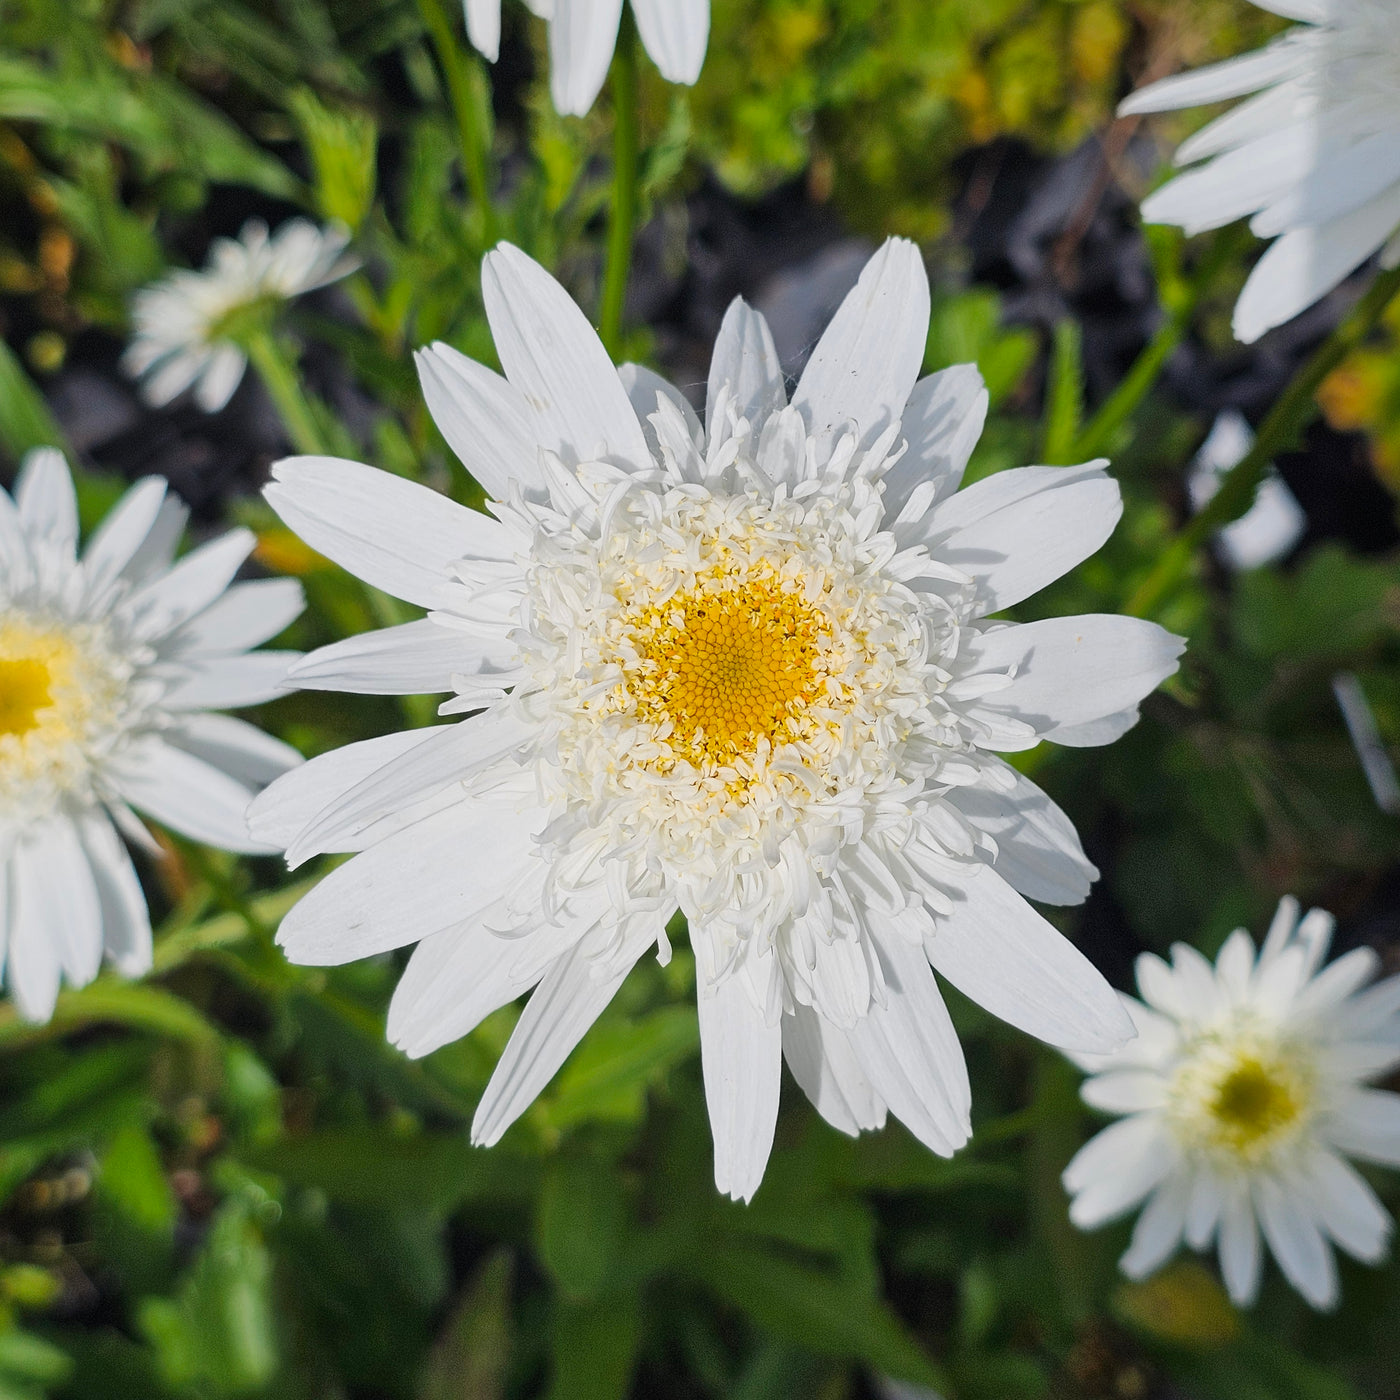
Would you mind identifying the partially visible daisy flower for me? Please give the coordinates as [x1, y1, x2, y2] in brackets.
[1064, 897, 1400, 1310]
[1120, 0, 1400, 343]
[251, 237, 1183, 1201]
[465, 0, 709, 116]
[0, 449, 305, 1023]
[124, 219, 357, 412]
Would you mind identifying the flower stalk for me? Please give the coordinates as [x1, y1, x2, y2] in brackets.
[599, 14, 640, 358]
[242, 325, 333, 457]
[1128, 262, 1400, 619]
[416, 0, 498, 244]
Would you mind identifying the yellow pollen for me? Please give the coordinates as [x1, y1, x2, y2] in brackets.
[1207, 1057, 1303, 1152]
[0, 657, 54, 736]
[626, 570, 829, 767]
[1167, 1032, 1312, 1166]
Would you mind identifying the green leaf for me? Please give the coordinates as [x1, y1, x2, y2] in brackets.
[0, 1330, 71, 1386]
[1040, 318, 1085, 465]
[243, 1128, 538, 1214]
[137, 1194, 277, 1396]
[0, 340, 68, 463]
[99, 1122, 177, 1236]
[418, 1250, 513, 1400]
[539, 1004, 698, 1132]
[536, 1156, 626, 1302]
[0, 980, 220, 1048]
[544, 1293, 642, 1400]
[693, 1240, 942, 1388]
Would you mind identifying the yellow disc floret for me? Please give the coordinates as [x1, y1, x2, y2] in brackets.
[1166, 1027, 1312, 1167]
[0, 616, 134, 811]
[0, 656, 54, 736]
[624, 566, 830, 767]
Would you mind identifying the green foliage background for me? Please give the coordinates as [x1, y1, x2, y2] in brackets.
[0, 1, 1399, 1398]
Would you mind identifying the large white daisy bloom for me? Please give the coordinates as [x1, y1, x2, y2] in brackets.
[464, 0, 709, 116]
[123, 219, 357, 412]
[1064, 896, 1400, 1310]
[0, 449, 305, 1023]
[251, 238, 1183, 1200]
[1120, 0, 1400, 343]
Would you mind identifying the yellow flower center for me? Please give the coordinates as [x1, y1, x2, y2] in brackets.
[1167, 1031, 1312, 1166]
[0, 656, 54, 736]
[1207, 1056, 1304, 1155]
[623, 568, 831, 769]
[0, 617, 132, 809]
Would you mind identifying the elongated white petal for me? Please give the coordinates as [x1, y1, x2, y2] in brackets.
[464, 0, 502, 60]
[15, 448, 78, 560]
[275, 798, 543, 964]
[289, 619, 515, 695]
[964, 615, 1185, 740]
[1234, 182, 1400, 343]
[782, 1004, 887, 1137]
[482, 242, 649, 470]
[1119, 1174, 1190, 1279]
[110, 736, 271, 855]
[167, 713, 303, 787]
[947, 759, 1098, 905]
[920, 463, 1122, 615]
[546, 0, 624, 116]
[283, 713, 530, 868]
[472, 928, 643, 1146]
[1119, 38, 1310, 116]
[174, 578, 305, 658]
[78, 810, 152, 978]
[266, 457, 512, 610]
[248, 728, 442, 849]
[1064, 1116, 1175, 1226]
[1257, 1176, 1338, 1310]
[1303, 1148, 1392, 1263]
[847, 929, 970, 1155]
[882, 364, 988, 517]
[6, 844, 59, 1022]
[791, 238, 930, 451]
[1218, 1182, 1264, 1306]
[699, 971, 782, 1201]
[923, 866, 1134, 1053]
[163, 652, 299, 710]
[416, 342, 546, 499]
[388, 876, 580, 1059]
[81, 477, 168, 600]
[126, 529, 256, 639]
[1329, 1088, 1400, 1167]
[707, 298, 786, 437]
[631, 0, 708, 84]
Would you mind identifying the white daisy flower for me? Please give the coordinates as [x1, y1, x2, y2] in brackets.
[465, 0, 709, 116]
[0, 448, 305, 1023]
[1120, 0, 1400, 343]
[123, 219, 358, 412]
[250, 238, 1183, 1200]
[1063, 896, 1400, 1310]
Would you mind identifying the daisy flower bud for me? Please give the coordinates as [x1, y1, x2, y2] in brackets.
[1064, 896, 1400, 1310]
[123, 219, 357, 412]
[465, 0, 709, 116]
[0, 449, 305, 1023]
[1120, 0, 1400, 343]
[252, 238, 1184, 1201]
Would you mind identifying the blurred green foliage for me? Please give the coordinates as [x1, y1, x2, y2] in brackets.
[0, 0, 1398, 1398]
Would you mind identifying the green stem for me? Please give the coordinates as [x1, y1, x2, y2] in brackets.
[1073, 227, 1245, 462]
[417, 0, 497, 243]
[598, 15, 640, 358]
[243, 327, 330, 457]
[1127, 263, 1400, 618]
